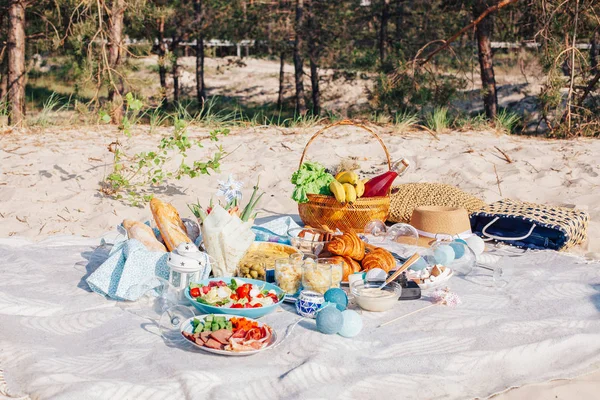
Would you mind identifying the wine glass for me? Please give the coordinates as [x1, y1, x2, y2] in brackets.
[125, 277, 195, 343]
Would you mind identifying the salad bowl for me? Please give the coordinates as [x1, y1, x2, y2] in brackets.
[185, 277, 285, 319]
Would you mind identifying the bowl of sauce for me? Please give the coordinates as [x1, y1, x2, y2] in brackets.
[350, 280, 402, 312]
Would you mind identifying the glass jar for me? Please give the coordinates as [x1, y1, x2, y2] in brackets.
[275, 258, 303, 295]
[318, 257, 343, 289]
[302, 262, 331, 295]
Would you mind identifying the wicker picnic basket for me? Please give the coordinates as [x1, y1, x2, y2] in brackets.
[297, 120, 391, 233]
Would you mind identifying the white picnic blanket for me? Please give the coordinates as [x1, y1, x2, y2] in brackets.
[1, 235, 600, 400]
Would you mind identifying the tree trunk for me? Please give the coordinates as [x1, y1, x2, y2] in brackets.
[7, 0, 26, 126]
[194, 0, 206, 103]
[277, 51, 285, 109]
[379, 0, 390, 65]
[591, 30, 599, 74]
[394, 0, 403, 44]
[172, 41, 180, 104]
[108, 0, 125, 124]
[307, 1, 319, 115]
[473, 0, 498, 119]
[309, 57, 319, 115]
[293, 0, 307, 115]
[157, 17, 168, 104]
[0, 63, 7, 102]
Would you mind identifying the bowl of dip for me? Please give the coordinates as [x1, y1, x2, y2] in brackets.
[350, 280, 402, 312]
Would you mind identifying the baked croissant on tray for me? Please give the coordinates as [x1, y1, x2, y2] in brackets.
[326, 232, 366, 261]
[361, 247, 396, 273]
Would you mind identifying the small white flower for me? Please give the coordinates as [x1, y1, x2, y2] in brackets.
[216, 175, 243, 203]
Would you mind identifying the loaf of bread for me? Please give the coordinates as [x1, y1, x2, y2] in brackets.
[122, 219, 166, 252]
[150, 198, 192, 251]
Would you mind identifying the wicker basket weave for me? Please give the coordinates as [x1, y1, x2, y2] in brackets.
[297, 120, 391, 233]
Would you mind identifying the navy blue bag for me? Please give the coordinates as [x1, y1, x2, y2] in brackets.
[470, 199, 589, 251]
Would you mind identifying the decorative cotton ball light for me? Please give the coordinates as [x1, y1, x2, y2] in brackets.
[324, 288, 348, 311]
[449, 240, 466, 259]
[409, 256, 428, 271]
[433, 244, 455, 265]
[338, 310, 363, 338]
[316, 304, 344, 334]
[465, 235, 485, 255]
[366, 268, 387, 281]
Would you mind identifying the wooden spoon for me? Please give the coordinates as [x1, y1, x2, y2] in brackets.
[378, 253, 420, 289]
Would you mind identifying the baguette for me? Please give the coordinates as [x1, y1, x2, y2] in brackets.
[122, 219, 167, 252]
[150, 198, 192, 251]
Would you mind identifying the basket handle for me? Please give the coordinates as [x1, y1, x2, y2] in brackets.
[298, 120, 392, 170]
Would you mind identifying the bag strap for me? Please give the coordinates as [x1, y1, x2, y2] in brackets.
[481, 217, 537, 241]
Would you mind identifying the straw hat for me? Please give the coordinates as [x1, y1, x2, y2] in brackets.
[409, 206, 473, 247]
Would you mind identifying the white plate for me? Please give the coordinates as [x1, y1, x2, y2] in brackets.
[180, 314, 277, 356]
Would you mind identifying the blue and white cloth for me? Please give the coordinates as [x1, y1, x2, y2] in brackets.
[86, 238, 169, 301]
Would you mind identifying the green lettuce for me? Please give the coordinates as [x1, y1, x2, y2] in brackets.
[291, 162, 335, 203]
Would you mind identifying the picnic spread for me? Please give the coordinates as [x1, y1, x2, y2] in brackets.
[1, 121, 599, 399]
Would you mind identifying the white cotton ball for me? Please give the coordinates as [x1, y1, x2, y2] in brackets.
[465, 235, 485, 256]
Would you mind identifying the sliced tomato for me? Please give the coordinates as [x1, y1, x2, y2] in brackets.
[189, 287, 201, 297]
[217, 281, 227, 287]
[267, 293, 279, 303]
[231, 304, 243, 308]
[230, 294, 239, 301]
[253, 303, 263, 308]
[202, 286, 210, 295]
[236, 285, 250, 299]
[244, 302, 253, 308]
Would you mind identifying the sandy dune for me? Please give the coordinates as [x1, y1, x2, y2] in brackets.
[1, 125, 599, 398]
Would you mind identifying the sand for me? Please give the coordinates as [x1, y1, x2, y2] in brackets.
[1, 125, 599, 397]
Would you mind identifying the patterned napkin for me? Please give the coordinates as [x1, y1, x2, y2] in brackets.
[86, 238, 169, 301]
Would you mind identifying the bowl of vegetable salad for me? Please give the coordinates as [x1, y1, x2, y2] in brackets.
[185, 277, 285, 318]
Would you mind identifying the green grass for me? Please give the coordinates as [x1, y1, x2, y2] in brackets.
[31, 92, 71, 127]
[425, 107, 450, 133]
[495, 109, 521, 134]
[394, 110, 419, 132]
[453, 112, 490, 131]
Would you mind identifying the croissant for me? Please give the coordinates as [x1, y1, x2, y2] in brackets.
[326, 232, 365, 261]
[361, 247, 396, 273]
[330, 256, 362, 281]
[150, 198, 192, 251]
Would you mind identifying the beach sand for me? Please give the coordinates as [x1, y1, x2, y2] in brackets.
[1, 125, 599, 398]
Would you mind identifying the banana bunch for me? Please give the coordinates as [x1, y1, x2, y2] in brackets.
[329, 171, 366, 204]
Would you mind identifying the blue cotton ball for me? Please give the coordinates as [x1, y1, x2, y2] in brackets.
[449, 241, 466, 259]
[324, 288, 348, 311]
[409, 256, 428, 271]
[434, 245, 455, 265]
[316, 305, 344, 334]
[338, 310, 363, 338]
